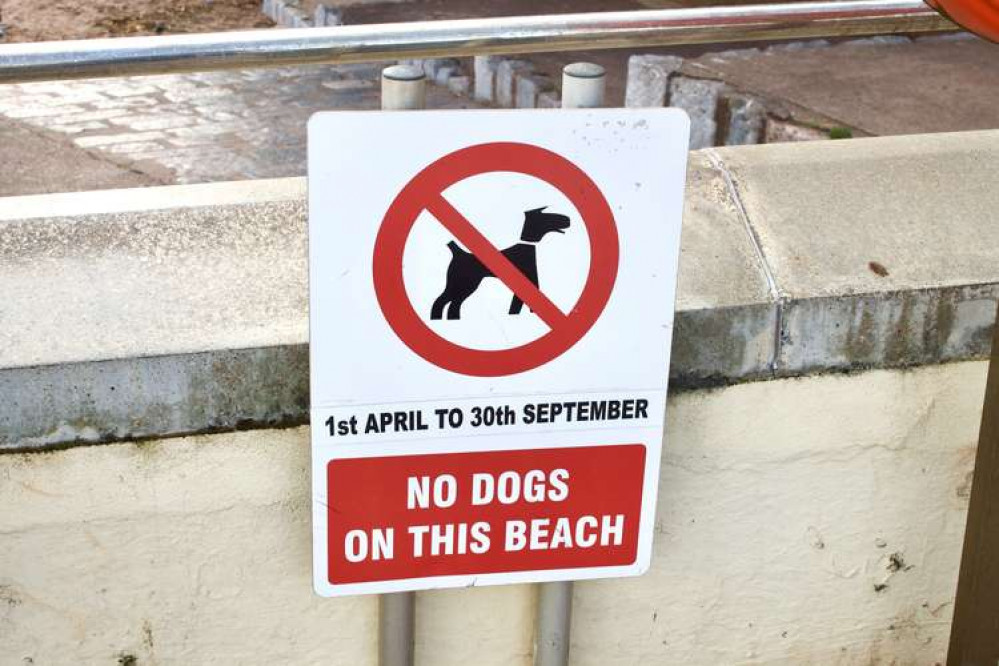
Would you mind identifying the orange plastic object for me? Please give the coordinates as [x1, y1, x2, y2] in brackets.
[926, 0, 999, 42]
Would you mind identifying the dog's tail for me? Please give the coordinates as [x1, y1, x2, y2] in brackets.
[447, 240, 467, 256]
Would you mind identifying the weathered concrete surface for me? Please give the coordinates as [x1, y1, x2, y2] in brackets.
[0, 154, 774, 447]
[690, 37, 999, 137]
[710, 130, 999, 374]
[1, 360, 984, 663]
[671, 153, 774, 383]
[3, 131, 999, 449]
[0, 179, 307, 369]
[0, 179, 309, 449]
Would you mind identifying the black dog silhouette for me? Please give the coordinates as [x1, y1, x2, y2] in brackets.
[430, 207, 570, 320]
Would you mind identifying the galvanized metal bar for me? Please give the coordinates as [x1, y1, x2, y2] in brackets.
[0, 1, 955, 84]
[535, 580, 574, 666]
[374, 67, 421, 666]
[530, 62, 606, 666]
[379, 592, 415, 666]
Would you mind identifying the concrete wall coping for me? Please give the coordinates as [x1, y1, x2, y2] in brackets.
[3, 130, 997, 451]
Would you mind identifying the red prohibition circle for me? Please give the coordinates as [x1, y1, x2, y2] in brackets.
[372, 142, 619, 377]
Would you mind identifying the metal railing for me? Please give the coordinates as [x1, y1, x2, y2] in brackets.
[0, 0, 956, 84]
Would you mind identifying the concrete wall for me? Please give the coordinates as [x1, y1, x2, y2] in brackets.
[1, 361, 984, 665]
[2, 130, 998, 663]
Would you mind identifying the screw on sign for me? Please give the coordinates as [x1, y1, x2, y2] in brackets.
[372, 142, 619, 378]
[926, 0, 999, 42]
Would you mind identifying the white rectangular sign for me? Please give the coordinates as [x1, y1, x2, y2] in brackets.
[309, 108, 689, 596]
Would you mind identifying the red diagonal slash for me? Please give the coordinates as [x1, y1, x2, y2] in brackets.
[426, 194, 568, 330]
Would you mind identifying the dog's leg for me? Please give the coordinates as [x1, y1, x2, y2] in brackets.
[430, 293, 449, 320]
[447, 297, 463, 320]
[509, 255, 539, 315]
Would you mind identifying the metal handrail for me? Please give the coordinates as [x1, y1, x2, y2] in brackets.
[0, 0, 955, 84]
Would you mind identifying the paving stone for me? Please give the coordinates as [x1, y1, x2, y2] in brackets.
[537, 91, 561, 109]
[102, 85, 161, 98]
[515, 73, 554, 109]
[447, 76, 470, 97]
[0, 64, 484, 185]
[76, 131, 167, 148]
[109, 115, 198, 131]
[6, 105, 86, 119]
[435, 67, 457, 86]
[625, 54, 683, 108]
[46, 121, 110, 134]
[721, 93, 766, 146]
[105, 141, 172, 155]
[56, 108, 133, 123]
[689, 39, 999, 138]
[473, 55, 502, 103]
[92, 97, 159, 110]
[163, 88, 232, 103]
[496, 59, 533, 108]
[314, 4, 342, 26]
[669, 76, 726, 150]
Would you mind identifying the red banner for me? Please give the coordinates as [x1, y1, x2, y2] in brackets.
[326, 444, 646, 584]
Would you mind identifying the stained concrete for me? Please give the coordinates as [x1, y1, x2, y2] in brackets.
[0, 152, 776, 448]
[0, 185, 308, 369]
[3, 132, 999, 448]
[1, 360, 985, 663]
[671, 153, 775, 383]
[711, 130, 999, 374]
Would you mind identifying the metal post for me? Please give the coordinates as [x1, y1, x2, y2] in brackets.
[531, 62, 606, 666]
[535, 581, 574, 666]
[381, 64, 427, 111]
[375, 66, 423, 666]
[947, 300, 999, 665]
[379, 592, 415, 666]
[561, 62, 606, 109]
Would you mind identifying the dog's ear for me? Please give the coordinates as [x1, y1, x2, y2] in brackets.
[525, 206, 547, 216]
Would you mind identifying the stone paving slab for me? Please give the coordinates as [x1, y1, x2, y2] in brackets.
[0, 63, 483, 188]
[687, 37, 999, 137]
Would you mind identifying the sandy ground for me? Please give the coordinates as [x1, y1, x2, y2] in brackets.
[1, 0, 273, 43]
[0, 118, 164, 196]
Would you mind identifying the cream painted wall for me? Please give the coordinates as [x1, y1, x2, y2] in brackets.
[0, 361, 985, 665]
